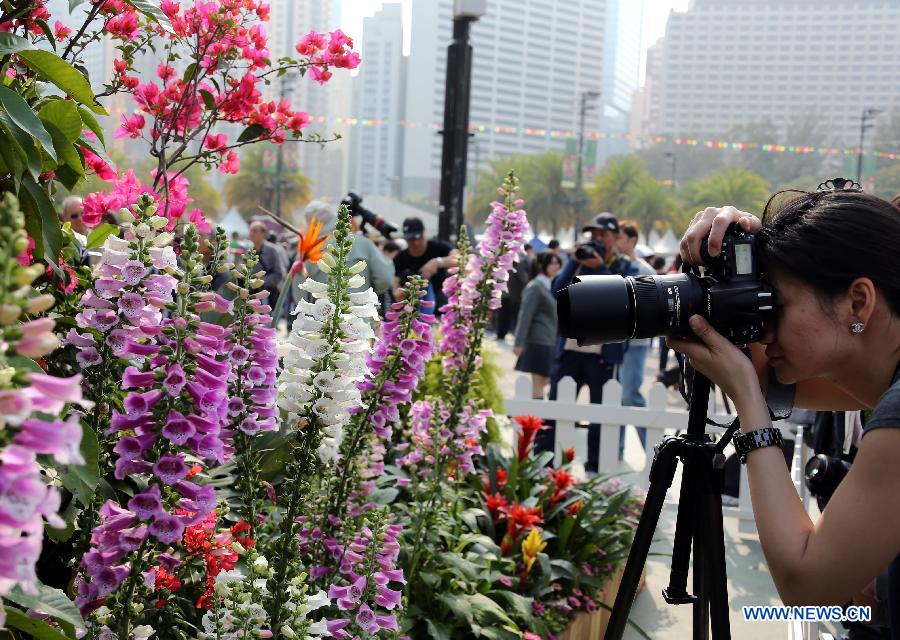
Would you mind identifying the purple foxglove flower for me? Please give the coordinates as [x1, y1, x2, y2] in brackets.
[128, 486, 163, 520]
[114, 457, 153, 480]
[149, 513, 185, 545]
[120, 260, 148, 285]
[191, 434, 225, 463]
[94, 277, 125, 298]
[196, 353, 229, 377]
[355, 603, 380, 635]
[326, 619, 350, 639]
[246, 366, 266, 385]
[93, 565, 131, 597]
[117, 525, 149, 552]
[153, 455, 190, 485]
[0, 389, 32, 421]
[329, 575, 366, 610]
[163, 364, 187, 396]
[122, 366, 157, 389]
[124, 389, 163, 415]
[229, 344, 250, 364]
[105, 329, 131, 355]
[375, 613, 399, 632]
[161, 412, 195, 445]
[374, 584, 402, 610]
[15, 418, 84, 465]
[75, 347, 102, 368]
[124, 340, 160, 357]
[64, 329, 96, 347]
[89, 310, 119, 332]
[117, 292, 146, 320]
[79, 290, 115, 309]
[374, 568, 405, 584]
[226, 397, 245, 417]
[173, 480, 217, 513]
[198, 390, 225, 416]
[187, 413, 218, 435]
[238, 417, 260, 435]
[0, 472, 46, 524]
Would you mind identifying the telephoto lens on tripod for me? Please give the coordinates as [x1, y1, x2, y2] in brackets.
[341, 192, 398, 239]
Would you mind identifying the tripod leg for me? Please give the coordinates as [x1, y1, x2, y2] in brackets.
[604, 439, 681, 640]
[705, 454, 732, 639]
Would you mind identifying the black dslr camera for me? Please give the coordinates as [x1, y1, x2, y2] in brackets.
[573, 240, 606, 262]
[558, 223, 775, 345]
[341, 192, 398, 239]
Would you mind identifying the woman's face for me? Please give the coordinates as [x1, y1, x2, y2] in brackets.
[545, 258, 562, 278]
[761, 267, 847, 384]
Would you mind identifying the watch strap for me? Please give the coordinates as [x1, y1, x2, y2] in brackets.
[733, 427, 783, 463]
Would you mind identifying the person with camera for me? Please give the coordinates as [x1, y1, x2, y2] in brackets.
[671, 187, 900, 635]
[249, 220, 287, 307]
[392, 217, 457, 311]
[292, 200, 395, 311]
[536, 212, 638, 473]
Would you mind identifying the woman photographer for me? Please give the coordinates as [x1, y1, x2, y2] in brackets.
[670, 185, 900, 633]
[513, 250, 563, 399]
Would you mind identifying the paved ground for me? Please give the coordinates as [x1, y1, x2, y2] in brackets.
[487, 335, 790, 640]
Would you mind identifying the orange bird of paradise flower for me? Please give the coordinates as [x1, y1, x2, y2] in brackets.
[290, 217, 330, 276]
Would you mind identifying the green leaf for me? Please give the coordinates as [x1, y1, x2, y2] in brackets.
[55, 163, 82, 191]
[6, 583, 84, 629]
[0, 126, 23, 187]
[237, 123, 267, 143]
[21, 175, 63, 262]
[125, 0, 174, 33]
[70, 0, 87, 10]
[199, 89, 216, 110]
[17, 49, 106, 115]
[45, 122, 84, 177]
[426, 619, 454, 640]
[37, 20, 57, 51]
[77, 134, 114, 171]
[0, 111, 44, 180]
[56, 422, 100, 505]
[0, 86, 57, 163]
[47, 498, 80, 542]
[488, 591, 534, 626]
[7, 355, 44, 374]
[39, 99, 84, 142]
[370, 487, 398, 505]
[0, 32, 30, 56]
[4, 607, 71, 640]
[77, 106, 104, 145]
[86, 223, 117, 249]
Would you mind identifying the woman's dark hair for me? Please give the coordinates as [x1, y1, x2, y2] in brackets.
[619, 220, 640, 239]
[533, 250, 562, 278]
[758, 189, 900, 316]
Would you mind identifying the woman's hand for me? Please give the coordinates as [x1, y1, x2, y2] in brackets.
[512, 346, 523, 358]
[666, 315, 760, 406]
[680, 206, 762, 265]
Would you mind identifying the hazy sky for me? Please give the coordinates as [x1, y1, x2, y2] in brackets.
[339, 0, 690, 83]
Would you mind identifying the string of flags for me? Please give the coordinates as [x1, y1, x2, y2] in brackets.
[321, 116, 899, 161]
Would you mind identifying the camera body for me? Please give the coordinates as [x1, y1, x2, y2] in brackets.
[340, 192, 398, 239]
[558, 223, 775, 345]
[574, 240, 605, 262]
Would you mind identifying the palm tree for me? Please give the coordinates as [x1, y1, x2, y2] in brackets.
[619, 173, 681, 236]
[466, 153, 573, 235]
[588, 156, 650, 213]
[224, 146, 312, 221]
[679, 169, 770, 220]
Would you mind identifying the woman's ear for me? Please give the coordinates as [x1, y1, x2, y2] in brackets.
[847, 277, 877, 325]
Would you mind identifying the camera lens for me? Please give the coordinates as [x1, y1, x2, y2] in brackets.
[557, 273, 705, 344]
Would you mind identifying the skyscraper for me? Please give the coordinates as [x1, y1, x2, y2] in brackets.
[401, 0, 643, 202]
[348, 4, 407, 198]
[648, 0, 900, 145]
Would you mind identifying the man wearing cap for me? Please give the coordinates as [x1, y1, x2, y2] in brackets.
[392, 217, 457, 310]
[535, 213, 638, 474]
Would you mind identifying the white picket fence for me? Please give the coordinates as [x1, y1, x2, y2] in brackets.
[504, 375, 814, 535]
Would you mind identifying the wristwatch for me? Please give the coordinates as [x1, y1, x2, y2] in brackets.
[733, 427, 783, 463]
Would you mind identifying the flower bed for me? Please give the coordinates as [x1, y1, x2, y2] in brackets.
[0, 2, 644, 638]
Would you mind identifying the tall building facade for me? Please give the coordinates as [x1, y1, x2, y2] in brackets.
[348, 4, 407, 198]
[649, 0, 900, 144]
[402, 0, 643, 202]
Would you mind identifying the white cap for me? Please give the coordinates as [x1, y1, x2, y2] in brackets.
[635, 244, 655, 259]
[305, 200, 336, 226]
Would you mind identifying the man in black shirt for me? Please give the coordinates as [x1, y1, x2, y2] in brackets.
[392, 217, 457, 310]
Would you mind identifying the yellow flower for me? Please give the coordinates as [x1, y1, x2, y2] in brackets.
[521, 528, 547, 575]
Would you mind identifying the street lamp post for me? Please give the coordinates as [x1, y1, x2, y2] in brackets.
[857, 108, 883, 184]
[573, 90, 600, 241]
[665, 151, 677, 189]
[438, 0, 486, 243]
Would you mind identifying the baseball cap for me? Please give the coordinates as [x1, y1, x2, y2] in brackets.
[583, 213, 619, 234]
[402, 217, 425, 239]
[636, 244, 655, 259]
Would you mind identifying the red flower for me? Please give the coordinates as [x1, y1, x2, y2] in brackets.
[567, 499, 584, 517]
[502, 503, 543, 539]
[547, 468, 576, 505]
[481, 468, 507, 493]
[514, 415, 546, 461]
[151, 566, 182, 592]
[563, 447, 576, 463]
[483, 492, 508, 521]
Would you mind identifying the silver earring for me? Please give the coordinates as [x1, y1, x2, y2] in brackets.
[850, 321, 865, 334]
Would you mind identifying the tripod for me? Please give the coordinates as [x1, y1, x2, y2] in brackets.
[605, 370, 739, 640]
